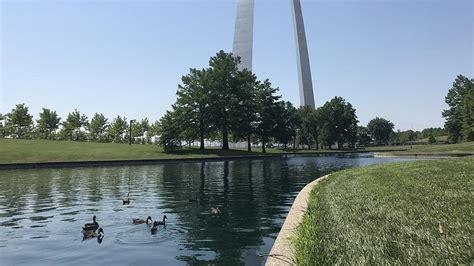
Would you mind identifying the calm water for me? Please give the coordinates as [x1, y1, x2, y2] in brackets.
[0, 153, 413, 265]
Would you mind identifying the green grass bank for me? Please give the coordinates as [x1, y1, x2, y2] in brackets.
[293, 157, 474, 264]
[0, 139, 407, 164]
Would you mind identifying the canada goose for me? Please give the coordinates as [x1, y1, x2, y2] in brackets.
[83, 227, 104, 238]
[133, 216, 152, 224]
[83, 215, 99, 231]
[211, 207, 221, 214]
[150, 221, 159, 232]
[156, 215, 167, 226]
[123, 193, 130, 205]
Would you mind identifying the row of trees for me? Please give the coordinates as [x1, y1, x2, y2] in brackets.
[0, 104, 160, 144]
[442, 75, 473, 143]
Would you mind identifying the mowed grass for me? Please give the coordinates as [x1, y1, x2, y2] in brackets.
[293, 157, 474, 264]
[395, 141, 474, 153]
[0, 139, 381, 164]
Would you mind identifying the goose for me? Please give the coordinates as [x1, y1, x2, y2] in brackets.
[83, 215, 99, 231]
[133, 216, 152, 225]
[150, 221, 159, 233]
[156, 215, 167, 226]
[83, 227, 104, 239]
[123, 193, 130, 205]
[211, 207, 221, 214]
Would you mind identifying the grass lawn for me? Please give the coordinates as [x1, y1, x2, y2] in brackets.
[384, 142, 474, 154]
[293, 157, 474, 264]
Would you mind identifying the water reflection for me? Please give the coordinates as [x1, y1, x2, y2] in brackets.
[0, 154, 413, 265]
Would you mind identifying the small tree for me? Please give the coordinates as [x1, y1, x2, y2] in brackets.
[88, 113, 109, 142]
[158, 110, 183, 151]
[108, 116, 128, 143]
[428, 133, 436, 144]
[7, 103, 33, 139]
[367, 117, 394, 145]
[36, 108, 61, 140]
[60, 109, 88, 141]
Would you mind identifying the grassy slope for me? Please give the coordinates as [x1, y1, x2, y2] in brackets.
[0, 139, 389, 164]
[386, 142, 474, 154]
[294, 157, 474, 264]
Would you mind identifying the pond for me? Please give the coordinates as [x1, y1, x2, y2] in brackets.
[0, 153, 414, 265]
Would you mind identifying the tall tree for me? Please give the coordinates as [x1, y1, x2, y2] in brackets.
[274, 101, 299, 149]
[357, 126, 372, 146]
[233, 69, 258, 151]
[7, 103, 33, 139]
[158, 110, 183, 151]
[208, 51, 240, 150]
[254, 79, 281, 153]
[108, 116, 127, 143]
[367, 117, 394, 145]
[36, 108, 61, 140]
[442, 75, 472, 143]
[175, 68, 212, 150]
[88, 113, 109, 142]
[60, 109, 88, 141]
[318, 97, 358, 149]
[461, 85, 474, 141]
[297, 106, 315, 149]
[0, 113, 6, 138]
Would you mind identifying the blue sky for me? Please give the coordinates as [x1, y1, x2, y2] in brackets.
[1, 0, 472, 130]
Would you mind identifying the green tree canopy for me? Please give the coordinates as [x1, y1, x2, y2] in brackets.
[442, 75, 473, 143]
[88, 113, 109, 142]
[36, 108, 61, 140]
[367, 117, 394, 145]
[108, 115, 127, 143]
[60, 109, 88, 141]
[7, 103, 33, 139]
[319, 97, 358, 149]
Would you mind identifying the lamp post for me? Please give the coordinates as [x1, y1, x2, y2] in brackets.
[129, 119, 135, 145]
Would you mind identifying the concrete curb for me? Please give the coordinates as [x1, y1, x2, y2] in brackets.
[266, 174, 330, 266]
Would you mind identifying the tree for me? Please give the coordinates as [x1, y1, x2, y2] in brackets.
[297, 106, 315, 149]
[7, 103, 33, 139]
[421, 127, 446, 139]
[148, 120, 161, 143]
[0, 113, 6, 138]
[36, 108, 61, 140]
[442, 75, 473, 143]
[428, 133, 436, 144]
[158, 110, 183, 151]
[367, 117, 394, 145]
[60, 109, 88, 141]
[208, 51, 240, 150]
[318, 97, 358, 149]
[399, 130, 418, 144]
[175, 68, 212, 150]
[461, 86, 474, 141]
[108, 116, 128, 143]
[233, 69, 259, 151]
[357, 126, 372, 146]
[254, 80, 281, 153]
[274, 101, 299, 149]
[88, 113, 109, 142]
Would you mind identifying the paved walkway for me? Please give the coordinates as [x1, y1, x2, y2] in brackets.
[266, 174, 330, 266]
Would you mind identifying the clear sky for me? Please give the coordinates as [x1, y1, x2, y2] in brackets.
[1, 0, 473, 131]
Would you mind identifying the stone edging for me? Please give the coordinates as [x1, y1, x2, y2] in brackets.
[265, 174, 330, 266]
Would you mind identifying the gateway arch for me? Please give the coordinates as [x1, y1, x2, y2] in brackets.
[232, 0, 315, 108]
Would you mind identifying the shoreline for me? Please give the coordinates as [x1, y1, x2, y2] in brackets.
[0, 151, 373, 170]
[374, 152, 474, 158]
[265, 174, 330, 266]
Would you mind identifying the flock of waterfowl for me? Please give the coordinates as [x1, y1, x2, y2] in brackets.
[81, 214, 168, 241]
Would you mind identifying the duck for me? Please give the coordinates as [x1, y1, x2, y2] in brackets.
[83, 227, 104, 239]
[211, 207, 221, 214]
[83, 215, 99, 231]
[133, 216, 152, 225]
[156, 215, 168, 226]
[123, 193, 130, 205]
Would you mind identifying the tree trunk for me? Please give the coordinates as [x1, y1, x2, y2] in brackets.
[199, 119, 205, 150]
[247, 134, 252, 152]
[222, 124, 229, 150]
[262, 138, 266, 153]
[284, 143, 287, 149]
[315, 138, 319, 150]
